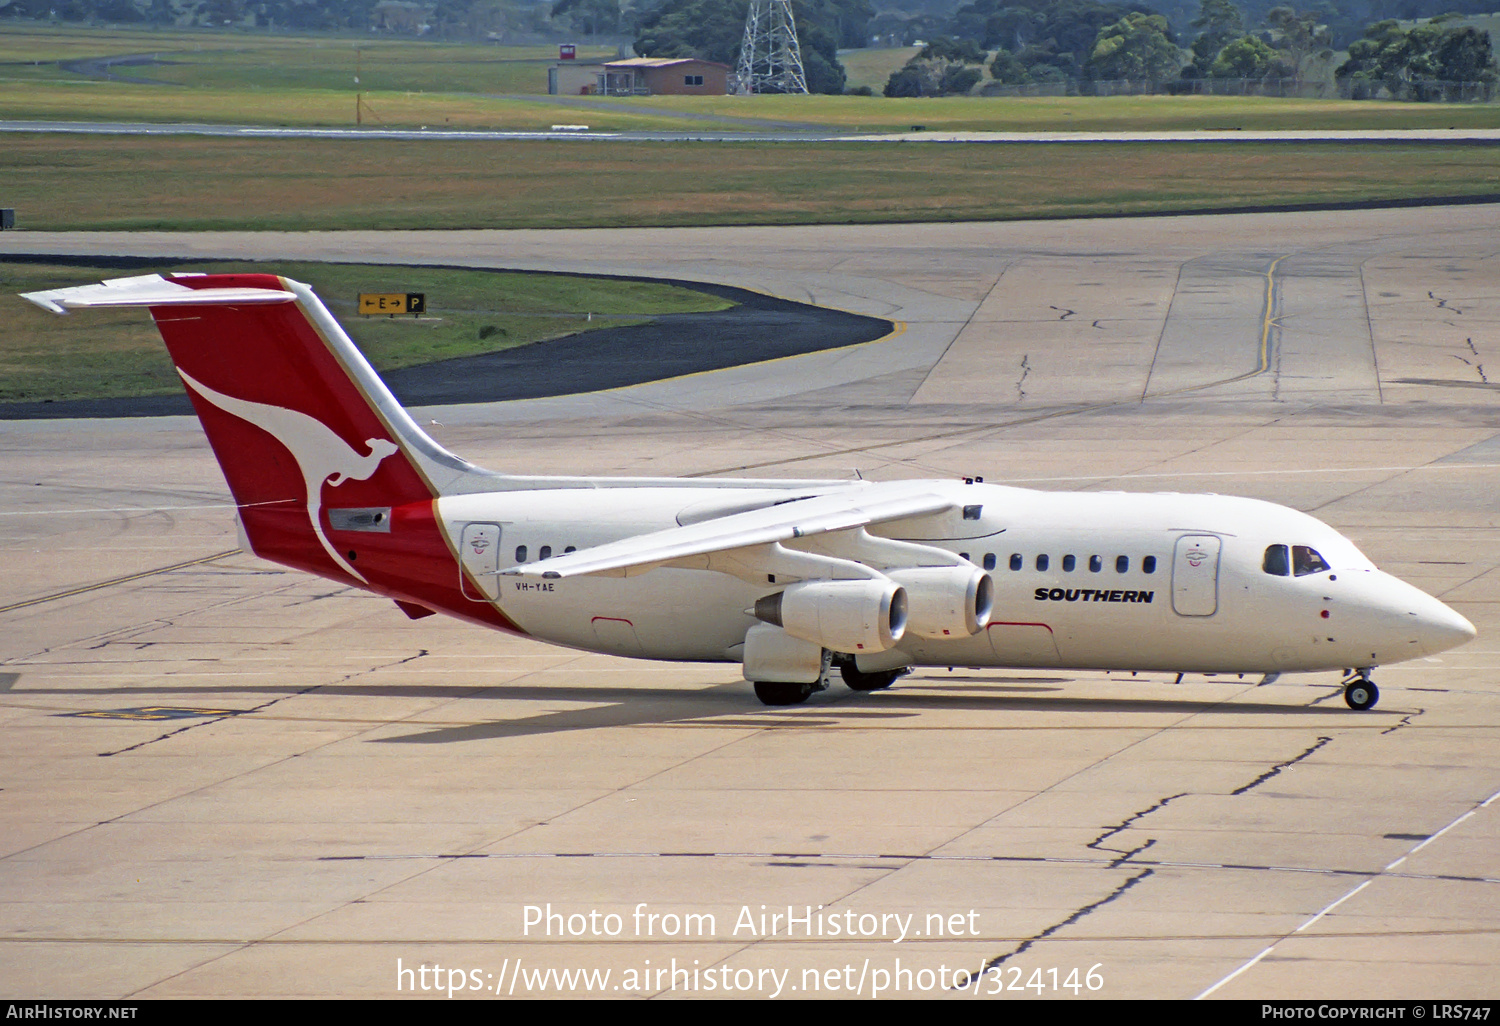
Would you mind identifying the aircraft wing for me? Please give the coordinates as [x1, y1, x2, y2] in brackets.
[502, 481, 956, 579]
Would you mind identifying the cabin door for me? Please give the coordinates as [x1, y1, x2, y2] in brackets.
[1171, 534, 1221, 617]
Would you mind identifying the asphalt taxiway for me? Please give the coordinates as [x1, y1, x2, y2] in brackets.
[2, 206, 1499, 999]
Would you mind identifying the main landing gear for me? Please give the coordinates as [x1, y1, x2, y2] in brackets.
[753, 680, 819, 706]
[1341, 668, 1379, 711]
[751, 658, 909, 705]
[839, 663, 906, 692]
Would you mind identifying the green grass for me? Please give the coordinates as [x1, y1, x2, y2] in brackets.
[581, 93, 1500, 132]
[0, 259, 732, 402]
[2, 25, 1496, 133]
[5, 134, 1498, 233]
[838, 47, 919, 94]
[0, 81, 703, 131]
[0, 24, 613, 94]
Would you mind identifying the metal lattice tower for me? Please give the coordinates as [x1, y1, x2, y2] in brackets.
[733, 0, 808, 94]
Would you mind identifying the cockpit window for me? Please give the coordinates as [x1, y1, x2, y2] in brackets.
[1293, 545, 1330, 576]
[1264, 543, 1331, 577]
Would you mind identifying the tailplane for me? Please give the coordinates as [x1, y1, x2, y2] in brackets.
[21, 273, 516, 629]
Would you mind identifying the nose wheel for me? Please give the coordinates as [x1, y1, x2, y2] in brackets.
[1342, 669, 1379, 711]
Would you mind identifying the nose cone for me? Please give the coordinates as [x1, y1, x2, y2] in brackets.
[1375, 572, 1476, 658]
[1414, 597, 1477, 657]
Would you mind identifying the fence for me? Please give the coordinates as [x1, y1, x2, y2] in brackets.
[979, 76, 1496, 101]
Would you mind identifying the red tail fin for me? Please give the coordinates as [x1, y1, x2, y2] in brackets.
[21, 272, 521, 633]
[152, 273, 434, 582]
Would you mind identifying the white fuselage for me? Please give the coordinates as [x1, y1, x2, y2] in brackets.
[437, 482, 1474, 675]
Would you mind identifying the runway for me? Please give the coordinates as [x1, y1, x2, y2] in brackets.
[2, 206, 1499, 998]
[6, 118, 1500, 145]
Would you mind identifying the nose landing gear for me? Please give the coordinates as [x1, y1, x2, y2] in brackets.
[1342, 668, 1379, 710]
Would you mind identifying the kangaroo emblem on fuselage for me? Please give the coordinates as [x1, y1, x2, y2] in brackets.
[178, 369, 398, 582]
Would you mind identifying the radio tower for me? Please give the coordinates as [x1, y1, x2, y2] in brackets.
[733, 0, 809, 94]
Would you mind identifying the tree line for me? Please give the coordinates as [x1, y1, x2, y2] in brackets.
[881, 0, 1495, 98]
[4, 0, 1494, 99]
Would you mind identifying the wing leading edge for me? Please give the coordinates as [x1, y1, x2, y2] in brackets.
[501, 482, 957, 580]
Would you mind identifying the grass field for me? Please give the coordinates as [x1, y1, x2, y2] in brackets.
[5, 81, 1498, 132]
[2, 26, 1497, 133]
[0, 24, 614, 93]
[599, 93, 1500, 131]
[838, 47, 919, 94]
[0, 259, 732, 402]
[5, 134, 1498, 232]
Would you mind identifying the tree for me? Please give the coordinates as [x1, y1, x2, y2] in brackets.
[883, 34, 987, 95]
[1086, 11, 1184, 80]
[1263, 4, 1331, 85]
[1188, 0, 1243, 72]
[989, 47, 1034, 82]
[552, 0, 621, 35]
[1209, 33, 1280, 75]
[1337, 16, 1497, 99]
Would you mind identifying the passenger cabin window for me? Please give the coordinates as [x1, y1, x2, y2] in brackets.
[1062, 554, 1076, 572]
[1293, 545, 1330, 576]
[983, 553, 996, 571]
[1010, 553, 1023, 571]
[515, 545, 528, 562]
[1036, 554, 1049, 572]
[1143, 556, 1157, 574]
[1089, 555, 1102, 572]
[1116, 555, 1129, 573]
[564, 546, 576, 554]
[539, 545, 552, 560]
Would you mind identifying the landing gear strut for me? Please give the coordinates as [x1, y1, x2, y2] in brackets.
[1342, 668, 1379, 711]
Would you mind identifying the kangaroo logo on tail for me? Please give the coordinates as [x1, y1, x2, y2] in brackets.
[178, 369, 398, 582]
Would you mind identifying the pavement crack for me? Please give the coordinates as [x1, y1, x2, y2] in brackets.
[1049, 305, 1075, 320]
[1382, 709, 1424, 735]
[1086, 793, 1187, 858]
[970, 867, 1155, 977]
[1230, 735, 1332, 795]
[1016, 354, 1030, 401]
[96, 648, 431, 757]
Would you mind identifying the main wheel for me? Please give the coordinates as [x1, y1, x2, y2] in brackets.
[1344, 679, 1379, 710]
[754, 680, 815, 706]
[840, 664, 904, 692]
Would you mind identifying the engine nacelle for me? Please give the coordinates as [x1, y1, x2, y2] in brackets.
[886, 565, 994, 639]
[754, 579, 907, 653]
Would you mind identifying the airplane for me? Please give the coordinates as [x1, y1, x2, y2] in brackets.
[21, 271, 1477, 710]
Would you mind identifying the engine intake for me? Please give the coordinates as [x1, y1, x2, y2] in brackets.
[887, 565, 994, 638]
[754, 579, 907, 653]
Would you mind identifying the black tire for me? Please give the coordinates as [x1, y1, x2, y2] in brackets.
[754, 680, 815, 706]
[1344, 679, 1379, 710]
[840, 664, 904, 692]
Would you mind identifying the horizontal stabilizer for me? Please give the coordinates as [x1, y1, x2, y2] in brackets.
[503, 482, 955, 579]
[21, 274, 295, 315]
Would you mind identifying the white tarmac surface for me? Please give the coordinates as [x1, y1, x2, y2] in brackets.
[2, 207, 1499, 999]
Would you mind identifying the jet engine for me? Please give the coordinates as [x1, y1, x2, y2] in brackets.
[754, 579, 908, 653]
[887, 565, 994, 639]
